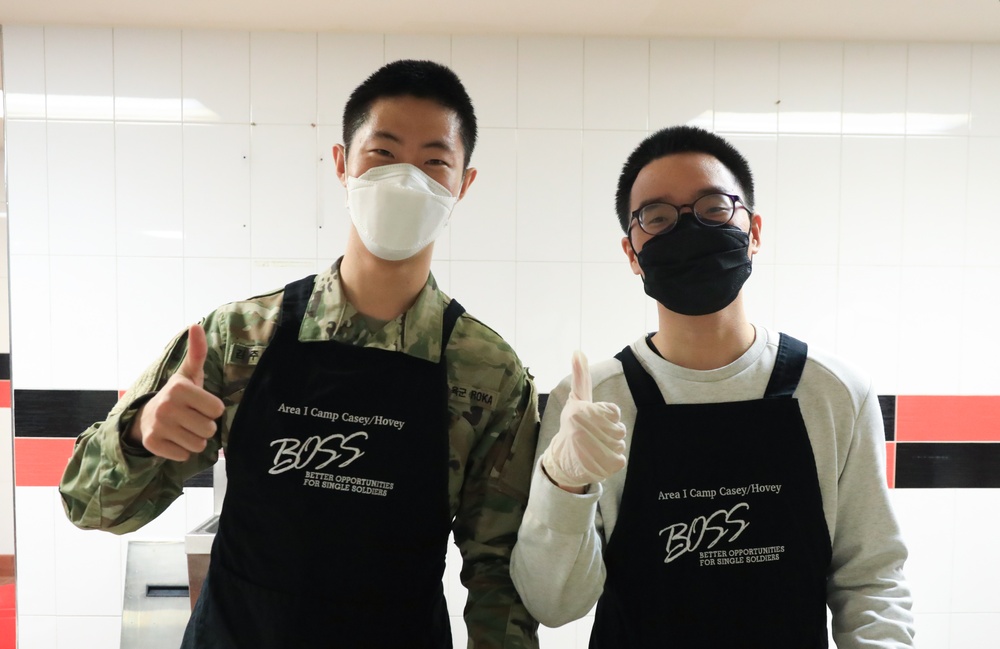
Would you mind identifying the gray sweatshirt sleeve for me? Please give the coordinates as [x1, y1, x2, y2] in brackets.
[510, 386, 608, 627]
[825, 380, 916, 647]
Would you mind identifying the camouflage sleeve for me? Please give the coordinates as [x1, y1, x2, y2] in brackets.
[453, 368, 541, 649]
[59, 316, 229, 535]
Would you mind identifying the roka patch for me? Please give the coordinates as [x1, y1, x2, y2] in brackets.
[449, 384, 499, 409]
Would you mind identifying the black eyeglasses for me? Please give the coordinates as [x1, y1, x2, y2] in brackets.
[630, 193, 749, 237]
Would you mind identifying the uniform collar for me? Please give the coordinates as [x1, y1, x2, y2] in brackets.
[298, 258, 447, 364]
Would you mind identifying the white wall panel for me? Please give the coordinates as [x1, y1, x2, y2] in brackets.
[182, 30, 251, 124]
[183, 123, 252, 258]
[772, 264, 838, 352]
[249, 32, 317, 125]
[46, 121, 117, 257]
[449, 261, 517, 345]
[13, 488, 57, 615]
[116, 257, 185, 387]
[843, 43, 907, 135]
[2, 26, 47, 118]
[115, 123, 184, 256]
[714, 41, 779, 133]
[773, 135, 841, 266]
[582, 130, 640, 263]
[9, 255, 53, 389]
[897, 266, 964, 395]
[48, 256, 118, 390]
[838, 136, 906, 267]
[970, 45, 1000, 137]
[43, 26, 114, 121]
[584, 38, 648, 131]
[649, 39, 714, 131]
[183, 257, 254, 324]
[249, 124, 318, 259]
[580, 262, 647, 363]
[959, 267, 1000, 395]
[778, 41, 842, 134]
[901, 137, 967, 267]
[836, 265, 901, 396]
[966, 137, 1000, 268]
[516, 130, 582, 262]
[515, 262, 581, 393]
[450, 128, 517, 261]
[517, 37, 584, 130]
[906, 44, 972, 136]
[6, 120, 50, 255]
[113, 28, 182, 122]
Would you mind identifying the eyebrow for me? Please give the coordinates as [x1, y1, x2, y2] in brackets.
[639, 185, 736, 208]
[370, 130, 455, 153]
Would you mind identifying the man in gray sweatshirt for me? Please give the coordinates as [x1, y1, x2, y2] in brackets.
[510, 125, 915, 648]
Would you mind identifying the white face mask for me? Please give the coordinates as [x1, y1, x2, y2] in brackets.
[346, 163, 459, 261]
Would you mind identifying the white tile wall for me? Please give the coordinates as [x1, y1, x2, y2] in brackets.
[43, 26, 114, 121]
[113, 28, 183, 122]
[2, 26, 47, 119]
[842, 43, 907, 135]
[906, 44, 972, 136]
[115, 123, 184, 257]
[5, 28, 1000, 649]
[249, 32, 317, 125]
[649, 39, 714, 131]
[777, 41, 842, 134]
[517, 37, 584, 130]
[181, 30, 251, 124]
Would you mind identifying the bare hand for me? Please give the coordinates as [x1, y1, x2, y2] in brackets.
[128, 324, 226, 462]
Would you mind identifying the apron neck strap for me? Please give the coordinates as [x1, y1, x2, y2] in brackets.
[763, 333, 808, 399]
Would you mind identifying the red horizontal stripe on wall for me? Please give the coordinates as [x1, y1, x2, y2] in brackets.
[896, 396, 1000, 442]
[0, 381, 9, 408]
[14, 438, 77, 487]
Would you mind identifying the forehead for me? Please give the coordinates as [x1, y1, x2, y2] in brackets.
[630, 152, 741, 207]
[352, 96, 462, 146]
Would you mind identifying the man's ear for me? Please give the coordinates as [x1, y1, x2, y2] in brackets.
[749, 213, 763, 257]
[457, 167, 477, 200]
[622, 236, 642, 276]
[332, 144, 348, 187]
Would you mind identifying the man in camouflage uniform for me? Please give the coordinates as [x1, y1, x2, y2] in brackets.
[60, 59, 539, 649]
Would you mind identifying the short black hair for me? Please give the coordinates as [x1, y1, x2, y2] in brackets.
[342, 59, 478, 168]
[614, 126, 755, 233]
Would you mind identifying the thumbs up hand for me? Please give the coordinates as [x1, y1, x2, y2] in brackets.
[128, 324, 227, 462]
[540, 351, 627, 491]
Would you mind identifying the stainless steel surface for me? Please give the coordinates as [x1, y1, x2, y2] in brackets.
[184, 514, 219, 556]
[120, 541, 191, 649]
[184, 454, 226, 609]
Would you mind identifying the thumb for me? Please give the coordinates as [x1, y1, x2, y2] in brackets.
[569, 350, 593, 403]
[178, 323, 209, 387]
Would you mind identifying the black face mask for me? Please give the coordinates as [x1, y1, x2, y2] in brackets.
[634, 216, 753, 316]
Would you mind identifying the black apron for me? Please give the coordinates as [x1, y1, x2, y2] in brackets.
[590, 334, 832, 649]
[182, 275, 463, 649]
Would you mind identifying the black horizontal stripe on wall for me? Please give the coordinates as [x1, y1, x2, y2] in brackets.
[895, 442, 1000, 488]
[878, 395, 896, 441]
[0, 353, 10, 381]
[540, 393, 899, 441]
[13, 389, 119, 438]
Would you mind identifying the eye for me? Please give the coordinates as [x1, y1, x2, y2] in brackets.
[370, 148, 394, 157]
[426, 159, 450, 167]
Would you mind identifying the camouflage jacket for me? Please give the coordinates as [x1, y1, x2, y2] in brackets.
[59, 261, 540, 649]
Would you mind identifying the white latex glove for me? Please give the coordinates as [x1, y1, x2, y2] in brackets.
[541, 350, 627, 489]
